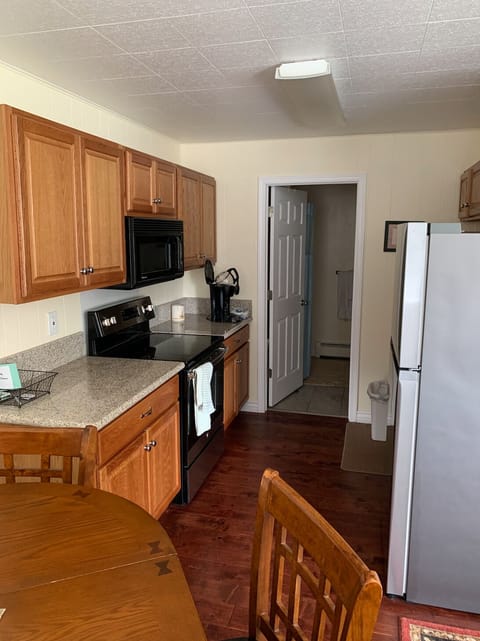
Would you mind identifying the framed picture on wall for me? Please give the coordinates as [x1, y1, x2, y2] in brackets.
[383, 220, 403, 252]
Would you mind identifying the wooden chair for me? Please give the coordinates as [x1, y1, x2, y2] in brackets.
[0, 424, 97, 487]
[229, 468, 383, 641]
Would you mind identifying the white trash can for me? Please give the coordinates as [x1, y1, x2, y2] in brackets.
[367, 380, 389, 441]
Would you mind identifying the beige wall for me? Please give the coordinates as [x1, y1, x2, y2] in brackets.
[180, 130, 480, 415]
[0, 61, 206, 357]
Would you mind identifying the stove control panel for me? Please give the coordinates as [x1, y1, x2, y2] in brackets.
[87, 296, 156, 345]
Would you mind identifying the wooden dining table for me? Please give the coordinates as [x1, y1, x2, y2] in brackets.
[0, 483, 208, 641]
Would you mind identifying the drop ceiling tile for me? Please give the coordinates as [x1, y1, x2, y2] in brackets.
[423, 18, 480, 51]
[339, 0, 432, 31]
[269, 32, 347, 61]
[405, 69, 480, 88]
[184, 84, 280, 107]
[170, 9, 263, 46]
[136, 48, 214, 74]
[0, 0, 82, 35]
[88, 75, 175, 96]
[417, 45, 480, 71]
[48, 54, 151, 82]
[345, 24, 426, 56]
[429, 0, 480, 21]
[220, 66, 275, 87]
[0, 28, 122, 65]
[249, 1, 343, 38]
[161, 67, 228, 90]
[56, 0, 244, 25]
[201, 40, 276, 69]
[349, 51, 420, 79]
[94, 19, 190, 53]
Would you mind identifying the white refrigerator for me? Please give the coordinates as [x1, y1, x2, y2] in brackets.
[387, 222, 480, 614]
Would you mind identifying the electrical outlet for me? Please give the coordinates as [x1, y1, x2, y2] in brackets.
[47, 311, 58, 336]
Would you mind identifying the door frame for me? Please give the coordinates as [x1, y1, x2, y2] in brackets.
[257, 173, 367, 420]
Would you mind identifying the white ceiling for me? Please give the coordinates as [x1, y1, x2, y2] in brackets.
[0, 0, 479, 142]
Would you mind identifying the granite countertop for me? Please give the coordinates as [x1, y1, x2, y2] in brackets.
[150, 314, 250, 337]
[0, 357, 183, 429]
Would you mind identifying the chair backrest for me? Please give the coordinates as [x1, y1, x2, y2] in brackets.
[0, 424, 97, 487]
[249, 469, 382, 641]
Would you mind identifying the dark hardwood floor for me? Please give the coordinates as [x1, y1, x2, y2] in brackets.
[160, 411, 480, 640]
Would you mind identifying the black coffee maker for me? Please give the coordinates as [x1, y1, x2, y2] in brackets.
[204, 259, 240, 322]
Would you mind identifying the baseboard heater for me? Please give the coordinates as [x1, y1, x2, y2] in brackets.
[316, 342, 350, 358]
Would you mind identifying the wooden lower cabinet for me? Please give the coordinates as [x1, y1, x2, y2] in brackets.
[223, 325, 250, 430]
[97, 376, 180, 519]
[459, 160, 480, 220]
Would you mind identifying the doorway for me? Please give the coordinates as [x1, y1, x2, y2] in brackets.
[256, 174, 366, 422]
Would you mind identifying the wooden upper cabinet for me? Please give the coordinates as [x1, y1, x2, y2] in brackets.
[13, 112, 84, 299]
[0, 105, 126, 303]
[178, 167, 216, 270]
[459, 161, 480, 221]
[81, 136, 125, 287]
[201, 175, 217, 265]
[125, 149, 177, 218]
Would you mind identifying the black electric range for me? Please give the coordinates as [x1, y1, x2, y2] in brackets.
[87, 296, 225, 504]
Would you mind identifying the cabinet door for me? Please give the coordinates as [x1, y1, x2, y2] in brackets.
[236, 342, 250, 411]
[154, 160, 177, 218]
[81, 136, 125, 287]
[459, 168, 471, 219]
[178, 167, 202, 269]
[98, 432, 149, 513]
[201, 175, 216, 262]
[469, 161, 480, 219]
[146, 402, 181, 518]
[223, 354, 236, 430]
[13, 114, 84, 299]
[125, 149, 155, 214]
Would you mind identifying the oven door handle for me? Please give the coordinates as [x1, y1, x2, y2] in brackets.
[210, 346, 226, 367]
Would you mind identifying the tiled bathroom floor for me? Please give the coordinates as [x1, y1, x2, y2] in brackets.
[270, 358, 349, 418]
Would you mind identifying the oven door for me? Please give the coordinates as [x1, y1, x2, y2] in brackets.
[184, 345, 225, 466]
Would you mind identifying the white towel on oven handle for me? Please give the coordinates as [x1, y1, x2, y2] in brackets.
[193, 362, 215, 436]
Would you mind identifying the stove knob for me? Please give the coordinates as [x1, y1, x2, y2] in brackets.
[110, 316, 117, 325]
[141, 304, 153, 313]
[102, 318, 111, 327]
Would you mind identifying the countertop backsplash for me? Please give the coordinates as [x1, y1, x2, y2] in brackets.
[0, 332, 85, 372]
[154, 297, 252, 321]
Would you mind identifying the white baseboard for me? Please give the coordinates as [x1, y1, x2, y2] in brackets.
[353, 409, 394, 425]
[239, 400, 259, 413]
[315, 342, 351, 359]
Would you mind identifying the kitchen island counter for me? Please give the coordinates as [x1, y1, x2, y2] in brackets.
[0, 356, 183, 429]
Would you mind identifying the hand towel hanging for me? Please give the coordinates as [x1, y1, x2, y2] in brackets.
[192, 362, 215, 436]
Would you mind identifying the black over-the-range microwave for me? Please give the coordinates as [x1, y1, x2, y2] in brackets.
[109, 216, 184, 290]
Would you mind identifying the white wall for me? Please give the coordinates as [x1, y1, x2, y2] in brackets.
[180, 130, 480, 415]
[0, 62, 207, 357]
[306, 184, 356, 358]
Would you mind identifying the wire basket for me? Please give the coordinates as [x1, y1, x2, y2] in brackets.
[0, 369, 57, 407]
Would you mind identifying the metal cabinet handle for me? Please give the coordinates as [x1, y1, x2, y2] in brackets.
[141, 407, 153, 419]
[235, 359, 242, 365]
[461, 201, 470, 208]
[144, 439, 157, 452]
[80, 267, 88, 275]
[301, 299, 308, 306]
[87, 266, 94, 274]
[152, 197, 163, 204]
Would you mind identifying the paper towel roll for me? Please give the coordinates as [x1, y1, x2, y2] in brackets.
[171, 304, 185, 322]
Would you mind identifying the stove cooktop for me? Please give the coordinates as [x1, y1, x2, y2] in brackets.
[102, 332, 223, 365]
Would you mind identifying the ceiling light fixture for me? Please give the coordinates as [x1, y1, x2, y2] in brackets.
[275, 59, 331, 80]
[273, 58, 345, 128]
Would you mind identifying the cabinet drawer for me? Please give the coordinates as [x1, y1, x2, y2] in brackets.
[224, 325, 249, 356]
[98, 376, 179, 466]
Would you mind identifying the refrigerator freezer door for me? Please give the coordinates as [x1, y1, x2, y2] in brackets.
[386, 368, 419, 597]
[391, 223, 428, 370]
[407, 233, 480, 613]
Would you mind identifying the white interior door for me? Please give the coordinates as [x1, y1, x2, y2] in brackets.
[268, 186, 307, 406]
